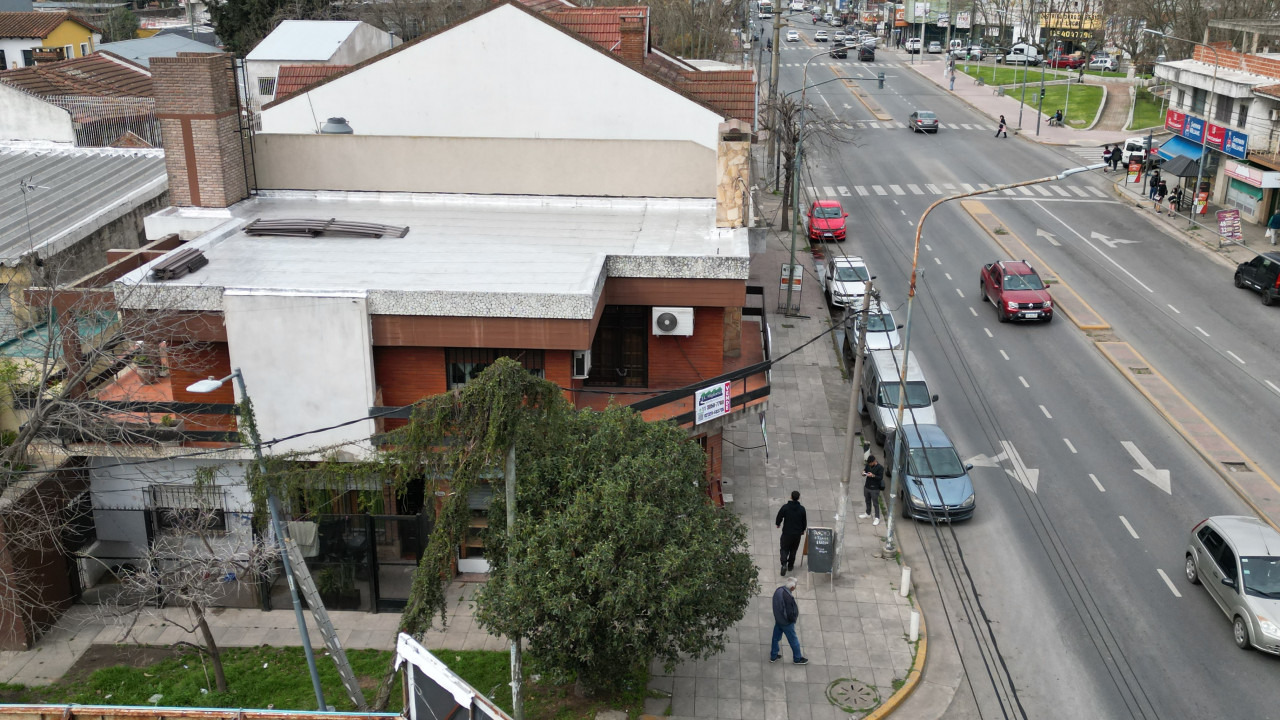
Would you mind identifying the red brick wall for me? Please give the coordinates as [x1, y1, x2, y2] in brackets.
[647, 307, 724, 388]
[152, 53, 247, 208]
[1194, 44, 1280, 81]
[373, 348, 447, 429]
[171, 343, 236, 431]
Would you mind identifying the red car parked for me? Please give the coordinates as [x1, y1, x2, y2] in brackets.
[1046, 54, 1084, 69]
[979, 260, 1054, 323]
[806, 200, 848, 242]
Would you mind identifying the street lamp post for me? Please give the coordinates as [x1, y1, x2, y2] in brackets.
[783, 50, 847, 315]
[882, 162, 1105, 552]
[1143, 28, 1218, 227]
[186, 370, 327, 710]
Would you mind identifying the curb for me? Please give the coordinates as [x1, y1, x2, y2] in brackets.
[864, 608, 926, 719]
[1106, 180, 1259, 271]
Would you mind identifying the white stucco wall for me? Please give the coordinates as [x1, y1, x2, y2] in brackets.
[0, 38, 38, 69]
[0, 83, 74, 142]
[330, 23, 397, 65]
[260, 4, 723, 150]
[223, 292, 376, 457]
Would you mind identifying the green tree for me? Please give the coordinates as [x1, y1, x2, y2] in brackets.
[477, 404, 758, 695]
[102, 7, 140, 43]
[208, 0, 338, 57]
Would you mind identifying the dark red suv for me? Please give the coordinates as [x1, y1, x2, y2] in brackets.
[807, 200, 848, 242]
[979, 260, 1054, 322]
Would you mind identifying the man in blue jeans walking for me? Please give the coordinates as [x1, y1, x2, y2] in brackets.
[770, 577, 809, 664]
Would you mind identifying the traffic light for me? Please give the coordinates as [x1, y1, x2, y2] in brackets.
[1040, 88, 1046, 99]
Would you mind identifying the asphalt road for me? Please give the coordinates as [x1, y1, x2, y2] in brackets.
[759, 25, 1280, 720]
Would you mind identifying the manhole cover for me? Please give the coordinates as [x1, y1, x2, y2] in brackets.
[827, 677, 880, 713]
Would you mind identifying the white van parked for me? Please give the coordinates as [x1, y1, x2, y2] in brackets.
[859, 350, 939, 445]
[1003, 43, 1042, 65]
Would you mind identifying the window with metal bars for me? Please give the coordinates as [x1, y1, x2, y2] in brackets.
[446, 349, 544, 389]
[148, 484, 228, 532]
[258, 77, 276, 97]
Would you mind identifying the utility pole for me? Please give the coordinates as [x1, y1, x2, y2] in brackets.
[834, 288, 872, 578]
[768, 14, 784, 189]
[506, 446, 524, 720]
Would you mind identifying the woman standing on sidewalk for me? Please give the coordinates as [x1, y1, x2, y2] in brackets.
[1154, 180, 1169, 214]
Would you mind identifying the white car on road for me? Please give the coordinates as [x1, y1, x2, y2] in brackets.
[786, 29, 800, 42]
[815, 30, 829, 42]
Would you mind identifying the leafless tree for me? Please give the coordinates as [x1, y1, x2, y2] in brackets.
[759, 94, 853, 230]
[353, 0, 489, 42]
[1102, 0, 1280, 61]
[93, 501, 276, 693]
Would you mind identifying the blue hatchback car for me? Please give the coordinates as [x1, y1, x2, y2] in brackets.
[888, 424, 976, 521]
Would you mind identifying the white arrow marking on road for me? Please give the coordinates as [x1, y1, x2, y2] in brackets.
[1036, 228, 1061, 246]
[965, 450, 1008, 468]
[1121, 441, 1171, 494]
[1090, 231, 1141, 249]
[1001, 440, 1040, 493]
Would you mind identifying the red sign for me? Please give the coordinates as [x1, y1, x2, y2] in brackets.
[1127, 160, 1142, 184]
[1165, 109, 1185, 133]
[1205, 122, 1225, 150]
[894, 8, 906, 26]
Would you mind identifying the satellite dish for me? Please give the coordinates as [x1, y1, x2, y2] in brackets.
[655, 311, 679, 332]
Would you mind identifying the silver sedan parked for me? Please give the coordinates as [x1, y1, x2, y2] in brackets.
[1186, 516, 1280, 654]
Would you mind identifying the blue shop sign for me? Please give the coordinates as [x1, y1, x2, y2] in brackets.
[1183, 116, 1204, 143]
[1223, 128, 1248, 160]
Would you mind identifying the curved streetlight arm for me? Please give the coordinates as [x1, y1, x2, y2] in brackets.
[883, 162, 1105, 551]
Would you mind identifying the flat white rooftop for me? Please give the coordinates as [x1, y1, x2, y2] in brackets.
[122, 191, 749, 319]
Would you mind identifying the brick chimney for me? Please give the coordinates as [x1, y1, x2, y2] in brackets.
[619, 14, 646, 65]
[152, 53, 248, 208]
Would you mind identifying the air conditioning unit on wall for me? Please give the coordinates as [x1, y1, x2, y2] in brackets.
[652, 307, 695, 336]
[571, 350, 592, 379]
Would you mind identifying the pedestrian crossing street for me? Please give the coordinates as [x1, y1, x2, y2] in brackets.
[806, 181, 1112, 199]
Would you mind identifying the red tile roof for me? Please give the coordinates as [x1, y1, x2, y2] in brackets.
[0, 11, 100, 39]
[0, 52, 151, 97]
[546, 7, 647, 51]
[677, 69, 755, 126]
[1256, 83, 1280, 100]
[275, 64, 349, 97]
[512, 0, 576, 13]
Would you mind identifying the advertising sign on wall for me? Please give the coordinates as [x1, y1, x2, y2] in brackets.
[695, 381, 733, 425]
[1163, 109, 1248, 160]
[1165, 109, 1185, 133]
[956, 11, 970, 28]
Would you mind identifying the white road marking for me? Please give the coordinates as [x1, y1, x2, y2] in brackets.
[1040, 404, 1052, 418]
[856, 186, 870, 196]
[1037, 203, 1154, 293]
[1157, 569, 1182, 598]
[1085, 186, 1107, 198]
[890, 185, 905, 195]
[1000, 349, 1010, 360]
[1017, 186, 1033, 196]
[1090, 474, 1105, 492]
[984, 328, 993, 338]
[1064, 438, 1077, 453]
[944, 272, 952, 280]
[1227, 351, 1245, 364]
[837, 186, 851, 196]
[926, 184, 941, 194]
[943, 183, 957, 191]
[1195, 326, 1209, 337]
[1119, 516, 1140, 539]
[1168, 304, 1180, 314]
[934, 257, 942, 264]
[1267, 380, 1280, 394]
[1051, 186, 1070, 197]
[1069, 186, 1088, 197]
[1018, 376, 1029, 388]
[1002, 188, 1015, 195]
[824, 186, 837, 197]
[924, 244, 932, 251]
[908, 184, 923, 194]
[955, 288, 964, 298]
[969, 307, 978, 316]
[1033, 185, 1052, 196]
[873, 185, 887, 195]
[869, 121, 881, 129]
[961, 183, 976, 192]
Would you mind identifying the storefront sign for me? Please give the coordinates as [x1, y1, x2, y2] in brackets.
[1217, 209, 1243, 244]
[1040, 11, 1102, 29]
[894, 7, 906, 26]
[1164, 110, 1248, 160]
[1224, 159, 1280, 188]
[937, 12, 948, 26]
[956, 11, 970, 28]
[1128, 160, 1142, 184]
[695, 381, 733, 425]
[914, 2, 928, 17]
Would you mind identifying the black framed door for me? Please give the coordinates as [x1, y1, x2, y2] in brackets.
[586, 305, 648, 387]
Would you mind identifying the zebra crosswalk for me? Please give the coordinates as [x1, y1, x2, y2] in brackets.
[837, 120, 998, 131]
[806, 182, 1111, 200]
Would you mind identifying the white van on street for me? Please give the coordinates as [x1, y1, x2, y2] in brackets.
[860, 350, 939, 445]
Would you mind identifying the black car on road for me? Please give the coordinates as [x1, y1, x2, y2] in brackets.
[1235, 252, 1280, 305]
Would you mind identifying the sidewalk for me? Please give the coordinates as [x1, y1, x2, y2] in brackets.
[900, 52, 1131, 146]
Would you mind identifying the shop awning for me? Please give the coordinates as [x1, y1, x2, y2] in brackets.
[1158, 136, 1205, 161]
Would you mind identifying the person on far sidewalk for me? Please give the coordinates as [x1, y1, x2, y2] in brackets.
[949, 70, 956, 91]
[770, 577, 808, 665]
[860, 454, 885, 526]
[1102, 145, 1113, 172]
[1148, 168, 1162, 200]
[1267, 210, 1280, 245]
[996, 115, 1008, 138]
[775, 490, 807, 576]
[1112, 146, 1124, 172]
[1169, 185, 1184, 214]
[1154, 180, 1168, 214]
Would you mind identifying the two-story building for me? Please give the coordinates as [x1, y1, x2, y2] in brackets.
[40, 0, 762, 616]
[1153, 21, 1280, 223]
[0, 11, 100, 69]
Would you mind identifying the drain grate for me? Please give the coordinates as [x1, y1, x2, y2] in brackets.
[1223, 462, 1249, 472]
[1130, 367, 1152, 375]
[827, 677, 880, 713]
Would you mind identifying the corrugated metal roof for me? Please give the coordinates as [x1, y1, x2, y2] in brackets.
[0, 10, 98, 38]
[0, 144, 166, 265]
[274, 63, 348, 97]
[96, 35, 221, 67]
[245, 20, 362, 62]
[0, 52, 151, 97]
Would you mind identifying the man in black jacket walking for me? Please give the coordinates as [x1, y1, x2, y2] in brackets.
[860, 455, 885, 526]
[770, 577, 808, 664]
[775, 491, 807, 576]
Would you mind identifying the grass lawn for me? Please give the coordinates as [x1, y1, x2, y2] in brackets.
[1128, 87, 1165, 130]
[0, 646, 403, 712]
[959, 64, 1058, 87]
[1023, 85, 1104, 129]
[0, 646, 654, 720]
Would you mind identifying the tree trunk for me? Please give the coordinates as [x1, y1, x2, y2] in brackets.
[372, 650, 399, 711]
[781, 161, 794, 229]
[193, 602, 229, 693]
